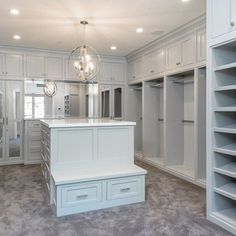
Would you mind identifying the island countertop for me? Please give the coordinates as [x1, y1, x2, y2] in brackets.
[40, 118, 136, 128]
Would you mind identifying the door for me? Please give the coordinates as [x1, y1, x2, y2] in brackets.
[0, 81, 6, 161]
[5, 81, 23, 161]
[45, 56, 62, 79]
[211, 0, 231, 38]
[99, 63, 113, 82]
[143, 52, 152, 77]
[100, 85, 111, 118]
[5, 54, 24, 77]
[26, 55, 44, 78]
[166, 42, 181, 70]
[197, 29, 206, 62]
[0, 54, 5, 76]
[152, 49, 165, 74]
[181, 34, 195, 67]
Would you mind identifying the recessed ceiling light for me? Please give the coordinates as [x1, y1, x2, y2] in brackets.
[136, 28, 144, 33]
[10, 8, 19, 15]
[181, 0, 190, 2]
[110, 46, 117, 50]
[13, 35, 21, 40]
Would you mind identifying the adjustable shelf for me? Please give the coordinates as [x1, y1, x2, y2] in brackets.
[213, 208, 236, 227]
[215, 85, 236, 92]
[215, 106, 236, 112]
[214, 143, 236, 156]
[214, 182, 236, 201]
[214, 163, 236, 178]
[214, 125, 236, 134]
[214, 62, 236, 72]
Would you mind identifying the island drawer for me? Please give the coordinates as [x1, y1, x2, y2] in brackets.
[61, 182, 103, 208]
[107, 176, 142, 200]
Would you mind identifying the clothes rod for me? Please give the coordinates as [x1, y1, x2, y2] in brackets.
[131, 87, 142, 91]
[182, 120, 194, 123]
[173, 79, 194, 84]
[150, 83, 163, 88]
[158, 118, 164, 121]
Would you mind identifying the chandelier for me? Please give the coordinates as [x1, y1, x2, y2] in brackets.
[69, 21, 100, 81]
[44, 81, 57, 97]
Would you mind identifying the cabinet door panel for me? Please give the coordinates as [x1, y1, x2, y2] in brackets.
[181, 35, 195, 66]
[211, 0, 231, 38]
[134, 58, 143, 80]
[99, 63, 113, 82]
[166, 42, 181, 70]
[112, 63, 125, 82]
[231, 0, 236, 29]
[5, 54, 24, 77]
[0, 54, 4, 76]
[26, 55, 44, 78]
[152, 49, 165, 74]
[45, 57, 62, 79]
[143, 52, 152, 77]
[128, 61, 135, 82]
[0, 81, 5, 161]
[66, 58, 77, 80]
[197, 30, 206, 62]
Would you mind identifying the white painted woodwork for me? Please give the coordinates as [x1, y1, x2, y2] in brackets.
[197, 29, 206, 63]
[40, 119, 146, 216]
[128, 57, 143, 82]
[166, 42, 181, 71]
[99, 62, 125, 83]
[181, 34, 195, 67]
[44, 56, 63, 79]
[0, 53, 24, 77]
[26, 55, 44, 78]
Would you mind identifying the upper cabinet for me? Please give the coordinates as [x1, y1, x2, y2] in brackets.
[99, 62, 125, 83]
[128, 57, 143, 83]
[210, 0, 236, 46]
[197, 29, 206, 63]
[166, 33, 195, 72]
[143, 49, 165, 79]
[26, 55, 63, 79]
[0, 53, 24, 77]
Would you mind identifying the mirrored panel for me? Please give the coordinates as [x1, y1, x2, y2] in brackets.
[8, 121, 21, 158]
[24, 80, 99, 119]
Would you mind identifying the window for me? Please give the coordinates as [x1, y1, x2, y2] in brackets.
[24, 94, 45, 118]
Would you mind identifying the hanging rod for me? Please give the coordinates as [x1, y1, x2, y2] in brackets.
[173, 79, 194, 84]
[158, 118, 164, 121]
[150, 83, 163, 88]
[182, 119, 194, 123]
[130, 87, 142, 91]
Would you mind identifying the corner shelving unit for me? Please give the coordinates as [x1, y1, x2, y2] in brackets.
[207, 40, 236, 234]
[142, 77, 164, 168]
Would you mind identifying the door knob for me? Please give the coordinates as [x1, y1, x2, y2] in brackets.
[230, 22, 235, 27]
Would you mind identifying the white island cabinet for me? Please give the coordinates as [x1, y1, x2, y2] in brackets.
[40, 118, 147, 216]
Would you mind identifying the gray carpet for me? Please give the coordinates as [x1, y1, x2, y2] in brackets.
[0, 162, 232, 236]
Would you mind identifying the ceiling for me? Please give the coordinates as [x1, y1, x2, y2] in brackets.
[0, 0, 206, 56]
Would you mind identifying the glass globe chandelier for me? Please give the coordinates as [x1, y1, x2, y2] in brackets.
[69, 21, 100, 81]
[44, 81, 57, 97]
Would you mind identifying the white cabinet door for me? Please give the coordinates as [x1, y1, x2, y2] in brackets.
[181, 34, 195, 67]
[143, 52, 152, 77]
[5, 54, 24, 77]
[134, 57, 143, 80]
[65, 59, 77, 80]
[112, 63, 125, 83]
[99, 63, 113, 82]
[0, 54, 4, 76]
[231, 0, 236, 30]
[128, 61, 135, 82]
[166, 42, 181, 70]
[197, 29, 206, 62]
[45, 56, 62, 79]
[152, 49, 165, 74]
[211, 0, 231, 38]
[26, 55, 44, 78]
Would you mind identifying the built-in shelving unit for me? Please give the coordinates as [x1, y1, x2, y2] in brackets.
[207, 40, 236, 234]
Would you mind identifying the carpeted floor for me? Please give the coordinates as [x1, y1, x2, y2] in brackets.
[0, 162, 233, 236]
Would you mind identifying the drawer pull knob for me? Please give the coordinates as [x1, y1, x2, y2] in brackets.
[77, 194, 88, 199]
[120, 187, 131, 192]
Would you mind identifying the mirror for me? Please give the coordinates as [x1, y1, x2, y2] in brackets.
[24, 80, 99, 119]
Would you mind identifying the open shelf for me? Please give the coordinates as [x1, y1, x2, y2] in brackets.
[167, 165, 195, 179]
[215, 85, 236, 92]
[214, 163, 236, 178]
[214, 62, 236, 72]
[215, 182, 236, 201]
[214, 143, 236, 156]
[213, 208, 236, 227]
